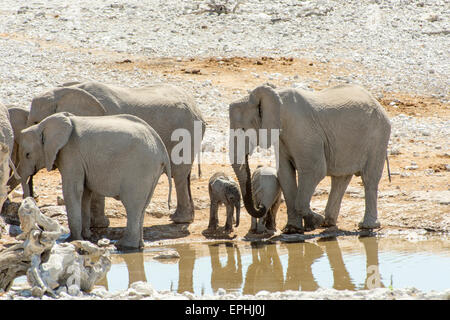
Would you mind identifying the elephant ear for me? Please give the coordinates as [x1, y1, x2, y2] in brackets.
[249, 85, 281, 130]
[54, 87, 106, 116]
[40, 113, 73, 171]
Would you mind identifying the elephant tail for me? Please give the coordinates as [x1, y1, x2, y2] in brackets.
[386, 152, 391, 183]
[164, 159, 172, 210]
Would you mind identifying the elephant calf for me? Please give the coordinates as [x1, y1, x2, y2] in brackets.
[18, 112, 172, 250]
[208, 172, 241, 232]
[250, 166, 282, 234]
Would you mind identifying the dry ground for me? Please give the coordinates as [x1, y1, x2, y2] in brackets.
[1, 57, 449, 249]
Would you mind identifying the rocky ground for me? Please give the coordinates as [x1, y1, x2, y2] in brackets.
[2, 280, 449, 300]
[0, 0, 449, 299]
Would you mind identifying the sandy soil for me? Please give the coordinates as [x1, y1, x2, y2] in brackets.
[1, 57, 448, 250]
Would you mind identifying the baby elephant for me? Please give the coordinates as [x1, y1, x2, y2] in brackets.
[208, 172, 241, 232]
[18, 112, 172, 250]
[250, 166, 282, 234]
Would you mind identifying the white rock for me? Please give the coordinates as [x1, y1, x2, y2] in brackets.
[67, 284, 81, 296]
[130, 281, 154, 297]
[153, 250, 180, 260]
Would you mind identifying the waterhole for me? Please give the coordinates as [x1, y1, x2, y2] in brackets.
[100, 236, 450, 295]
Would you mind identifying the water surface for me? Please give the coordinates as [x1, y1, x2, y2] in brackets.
[102, 237, 450, 295]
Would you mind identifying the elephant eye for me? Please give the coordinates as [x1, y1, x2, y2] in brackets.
[26, 152, 30, 159]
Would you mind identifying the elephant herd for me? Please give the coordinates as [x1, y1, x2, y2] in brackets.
[0, 81, 391, 250]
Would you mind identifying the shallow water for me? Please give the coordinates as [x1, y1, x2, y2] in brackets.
[100, 236, 450, 295]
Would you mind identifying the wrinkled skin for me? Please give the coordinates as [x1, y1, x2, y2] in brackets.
[0, 103, 14, 209]
[7, 107, 33, 198]
[18, 112, 172, 250]
[26, 81, 205, 226]
[208, 172, 241, 232]
[250, 166, 282, 234]
[229, 84, 391, 233]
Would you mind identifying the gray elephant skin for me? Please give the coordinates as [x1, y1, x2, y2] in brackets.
[7, 107, 33, 198]
[229, 84, 391, 233]
[250, 166, 281, 234]
[26, 81, 205, 225]
[18, 112, 172, 250]
[0, 102, 15, 210]
[208, 172, 241, 232]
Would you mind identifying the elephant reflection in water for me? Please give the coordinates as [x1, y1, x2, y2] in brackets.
[240, 237, 384, 294]
[283, 242, 324, 291]
[208, 242, 243, 293]
[95, 252, 147, 290]
[317, 238, 355, 290]
[318, 236, 384, 290]
[360, 236, 385, 289]
[95, 237, 384, 293]
[243, 242, 284, 295]
[123, 252, 148, 286]
[177, 244, 196, 294]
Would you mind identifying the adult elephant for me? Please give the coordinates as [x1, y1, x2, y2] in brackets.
[26, 81, 205, 225]
[229, 84, 391, 233]
[0, 103, 16, 209]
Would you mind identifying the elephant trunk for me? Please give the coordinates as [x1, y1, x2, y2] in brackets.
[17, 160, 34, 198]
[232, 154, 266, 219]
[22, 175, 34, 198]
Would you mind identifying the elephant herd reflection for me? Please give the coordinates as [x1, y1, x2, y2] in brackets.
[99, 237, 386, 295]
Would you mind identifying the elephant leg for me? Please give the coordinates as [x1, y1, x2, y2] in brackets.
[296, 171, 326, 231]
[208, 201, 219, 230]
[119, 178, 157, 250]
[278, 152, 302, 234]
[323, 175, 352, 227]
[266, 199, 280, 231]
[81, 188, 92, 239]
[250, 217, 258, 233]
[90, 193, 109, 228]
[62, 177, 84, 241]
[257, 216, 268, 233]
[359, 158, 384, 229]
[119, 195, 148, 250]
[224, 205, 234, 232]
[170, 164, 195, 224]
[265, 209, 276, 231]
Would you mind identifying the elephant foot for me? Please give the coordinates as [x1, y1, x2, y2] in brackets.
[170, 207, 194, 224]
[82, 229, 92, 240]
[358, 219, 381, 230]
[250, 227, 263, 234]
[321, 217, 337, 228]
[66, 234, 83, 243]
[90, 215, 110, 228]
[304, 212, 325, 231]
[224, 226, 233, 233]
[116, 236, 144, 251]
[282, 224, 304, 235]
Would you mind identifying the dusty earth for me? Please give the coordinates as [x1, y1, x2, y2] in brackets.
[1, 57, 448, 250]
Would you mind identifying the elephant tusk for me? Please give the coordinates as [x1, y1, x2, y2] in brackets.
[9, 158, 21, 180]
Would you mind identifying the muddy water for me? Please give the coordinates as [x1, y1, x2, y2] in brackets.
[101, 236, 450, 295]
